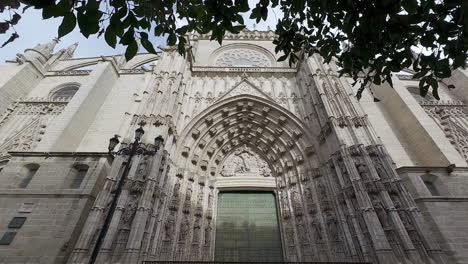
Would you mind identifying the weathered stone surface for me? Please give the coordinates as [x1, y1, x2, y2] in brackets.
[0, 30, 466, 264]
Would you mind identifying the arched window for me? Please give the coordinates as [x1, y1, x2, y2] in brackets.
[50, 83, 80, 100]
[68, 164, 89, 189]
[18, 164, 39, 188]
[420, 174, 443, 196]
[423, 180, 440, 196]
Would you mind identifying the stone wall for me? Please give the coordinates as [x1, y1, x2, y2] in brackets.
[399, 167, 468, 264]
[0, 153, 110, 264]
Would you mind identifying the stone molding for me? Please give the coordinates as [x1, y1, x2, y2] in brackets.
[48, 70, 92, 76]
[414, 196, 468, 202]
[189, 29, 276, 41]
[191, 65, 297, 73]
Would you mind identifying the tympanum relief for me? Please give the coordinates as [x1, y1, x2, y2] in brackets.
[219, 145, 271, 178]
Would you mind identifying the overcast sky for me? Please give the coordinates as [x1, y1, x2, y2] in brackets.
[0, 5, 280, 63]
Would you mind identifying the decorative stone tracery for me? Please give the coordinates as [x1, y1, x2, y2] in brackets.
[214, 49, 271, 67]
[65, 36, 450, 264]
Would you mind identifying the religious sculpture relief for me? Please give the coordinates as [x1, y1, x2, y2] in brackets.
[179, 217, 190, 242]
[163, 210, 176, 241]
[312, 218, 323, 242]
[192, 216, 202, 243]
[122, 194, 139, 226]
[204, 218, 213, 246]
[219, 145, 271, 177]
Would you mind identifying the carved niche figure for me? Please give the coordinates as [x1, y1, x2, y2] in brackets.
[259, 161, 271, 177]
[207, 192, 214, 208]
[185, 183, 193, 201]
[122, 194, 139, 225]
[291, 187, 303, 214]
[173, 179, 181, 196]
[372, 198, 390, 228]
[304, 187, 314, 203]
[317, 182, 328, 199]
[164, 211, 176, 241]
[196, 188, 204, 206]
[179, 217, 190, 242]
[204, 219, 213, 245]
[296, 216, 308, 243]
[313, 218, 323, 241]
[394, 200, 413, 230]
[285, 225, 295, 244]
[192, 217, 202, 242]
[354, 157, 371, 181]
[326, 213, 340, 242]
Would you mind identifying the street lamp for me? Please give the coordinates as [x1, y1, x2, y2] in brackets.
[89, 125, 164, 264]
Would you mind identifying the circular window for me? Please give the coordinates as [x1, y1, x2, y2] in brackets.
[214, 48, 272, 67]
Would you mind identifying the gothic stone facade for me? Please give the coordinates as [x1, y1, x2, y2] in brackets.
[0, 30, 467, 264]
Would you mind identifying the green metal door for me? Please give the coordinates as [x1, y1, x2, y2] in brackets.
[214, 191, 283, 262]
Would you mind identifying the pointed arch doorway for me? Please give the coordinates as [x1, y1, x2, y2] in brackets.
[214, 191, 283, 262]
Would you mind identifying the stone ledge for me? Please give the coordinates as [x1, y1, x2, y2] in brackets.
[8, 151, 110, 158]
[0, 192, 96, 199]
[414, 196, 468, 202]
[142, 261, 370, 264]
[396, 166, 468, 174]
[191, 66, 297, 73]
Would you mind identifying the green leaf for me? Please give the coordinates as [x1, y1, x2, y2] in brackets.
[125, 40, 138, 61]
[168, 33, 177, 46]
[120, 28, 135, 45]
[104, 26, 117, 48]
[432, 87, 440, 100]
[277, 54, 288, 62]
[58, 12, 76, 38]
[140, 33, 157, 54]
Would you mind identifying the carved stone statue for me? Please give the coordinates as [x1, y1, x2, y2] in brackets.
[122, 194, 138, 225]
[173, 179, 181, 197]
[179, 217, 190, 242]
[286, 225, 295, 244]
[296, 216, 308, 243]
[192, 217, 201, 242]
[259, 162, 271, 177]
[164, 211, 176, 241]
[304, 187, 314, 203]
[372, 198, 389, 228]
[313, 219, 323, 241]
[204, 219, 212, 245]
[327, 215, 339, 241]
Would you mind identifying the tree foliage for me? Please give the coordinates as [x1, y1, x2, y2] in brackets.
[0, 0, 467, 99]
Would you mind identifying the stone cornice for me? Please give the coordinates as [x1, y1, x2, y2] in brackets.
[0, 192, 97, 199]
[189, 29, 276, 41]
[191, 66, 296, 73]
[414, 196, 468, 202]
[47, 70, 92, 76]
[396, 166, 468, 173]
[8, 151, 111, 158]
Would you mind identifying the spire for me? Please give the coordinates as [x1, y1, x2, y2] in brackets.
[32, 38, 60, 58]
[62, 42, 79, 60]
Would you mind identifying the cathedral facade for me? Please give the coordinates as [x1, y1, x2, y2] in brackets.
[0, 30, 467, 264]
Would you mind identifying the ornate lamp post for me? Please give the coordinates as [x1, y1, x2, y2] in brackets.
[89, 124, 164, 264]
